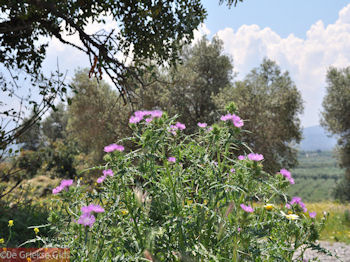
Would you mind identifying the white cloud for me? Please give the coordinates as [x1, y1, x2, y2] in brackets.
[215, 3, 350, 128]
[192, 23, 211, 44]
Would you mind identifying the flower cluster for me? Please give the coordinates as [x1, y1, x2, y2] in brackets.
[78, 204, 105, 227]
[129, 110, 163, 124]
[237, 153, 264, 161]
[309, 212, 316, 218]
[169, 122, 186, 135]
[220, 113, 244, 128]
[104, 143, 124, 153]
[247, 153, 264, 161]
[240, 204, 254, 213]
[97, 169, 114, 183]
[168, 157, 176, 163]
[279, 168, 295, 184]
[288, 196, 307, 213]
[52, 179, 73, 194]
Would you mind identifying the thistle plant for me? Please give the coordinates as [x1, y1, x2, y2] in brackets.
[46, 107, 330, 261]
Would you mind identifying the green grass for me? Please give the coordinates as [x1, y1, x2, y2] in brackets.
[287, 151, 345, 202]
[307, 202, 350, 244]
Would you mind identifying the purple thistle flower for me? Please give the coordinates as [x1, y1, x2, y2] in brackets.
[279, 168, 295, 184]
[168, 157, 176, 163]
[104, 143, 124, 153]
[230, 168, 236, 173]
[103, 169, 114, 177]
[169, 122, 186, 134]
[77, 213, 96, 227]
[240, 204, 254, 213]
[247, 153, 264, 161]
[150, 110, 163, 118]
[130, 110, 163, 124]
[169, 125, 178, 135]
[309, 212, 316, 218]
[52, 185, 64, 195]
[285, 203, 291, 209]
[129, 115, 142, 124]
[289, 177, 295, 184]
[134, 111, 148, 118]
[220, 114, 232, 121]
[238, 155, 245, 160]
[290, 196, 302, 204]
[280, 168, 291, 178]
[197, 122, 207, 128]
[97, 176, 106, 183]
[61, 179, 73, 187]
[290, 196, 307, 212]
[52, 179, 74, 194]
[231, 115, 244, 127]
[82, 204, 105, 214]
[220, 114, 244, 128]
[237, 227, 241, 232]
[175, 122, 186, 130]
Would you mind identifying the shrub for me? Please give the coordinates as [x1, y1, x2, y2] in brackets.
[36, 108, 329, 261]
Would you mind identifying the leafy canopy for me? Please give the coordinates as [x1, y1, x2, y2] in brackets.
[1, 0, 203, 98]
[214, 59, 304, 173]
[321, 67, 350, 201]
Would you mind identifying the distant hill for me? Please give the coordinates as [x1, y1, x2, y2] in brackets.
[299, 125, 337, 151]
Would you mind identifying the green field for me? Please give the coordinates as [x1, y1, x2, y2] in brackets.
[288, 151, 344, 202]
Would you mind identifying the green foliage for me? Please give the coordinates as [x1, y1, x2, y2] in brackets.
[1, 0, 243, 158]
[40, 140, 79, 179]
[214, 58, 304, 173]
[321, 66, 350, 202]
[0, 0, 208, 96]
[67, 69, 132, 163]
[288, 151, 343, 202]
[41, 103, 68, 142]
[43, 111, 327, 261]
[15, 113, 42, 151]
[164, 36, 233, 133]
[16, 150, 43, 179]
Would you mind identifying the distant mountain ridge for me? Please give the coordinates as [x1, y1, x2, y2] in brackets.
[299, 125, 337, 151]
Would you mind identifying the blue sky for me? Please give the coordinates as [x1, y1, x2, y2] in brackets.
[10, 1, 350, 129]
[196, 0, 350, 128]
[203, 0, 349, 39]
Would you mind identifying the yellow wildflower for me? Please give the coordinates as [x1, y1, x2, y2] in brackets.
[121, 209, 128, 215]
[34, 228, 39, 234]
[0, 238, 4, 244]
[8, 220, 13, 227]
[264, 204, 274, 211]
